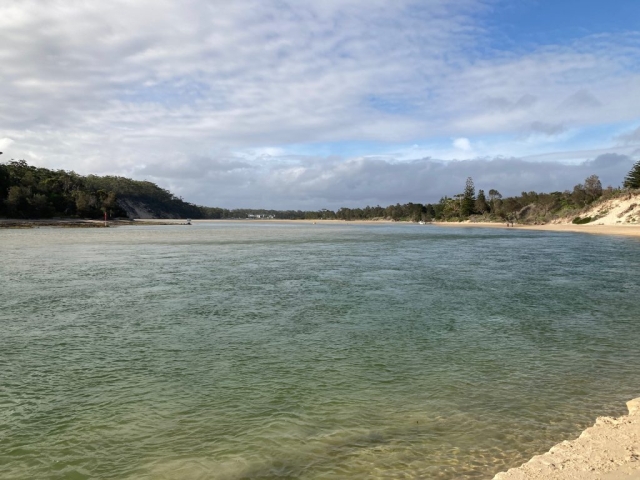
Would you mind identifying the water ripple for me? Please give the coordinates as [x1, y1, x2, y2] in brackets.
[1, 224, 639, 479]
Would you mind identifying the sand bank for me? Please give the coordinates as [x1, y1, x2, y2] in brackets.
[138, 218, 398, 225]
[494, 398, 640, 480]
[0, 218, 116, 228]
[433, 222, 640, 238]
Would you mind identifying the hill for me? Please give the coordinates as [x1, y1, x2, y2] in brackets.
[0, 160, 202, 219]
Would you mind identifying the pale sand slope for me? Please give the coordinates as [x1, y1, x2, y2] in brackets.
[552, 193, 640, 226]
[494, 398, 640, 480]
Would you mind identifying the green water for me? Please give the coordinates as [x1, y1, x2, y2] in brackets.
[1, 223, 639, 480]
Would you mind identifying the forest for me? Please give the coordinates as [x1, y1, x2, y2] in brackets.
[2, 158, 640, 223]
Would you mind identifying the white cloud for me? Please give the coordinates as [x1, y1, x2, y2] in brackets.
[453, 138, 472, 151]
[0, 137, 14, 151]
[0, 1, 639, 207]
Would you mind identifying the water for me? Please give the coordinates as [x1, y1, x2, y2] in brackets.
[1, 223, 639, 480]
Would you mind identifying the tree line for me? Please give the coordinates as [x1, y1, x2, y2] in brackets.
[0, 160, 200, 219]
[2, 158, 640, 221]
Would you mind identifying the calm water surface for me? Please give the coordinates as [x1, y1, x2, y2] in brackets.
[1, 223, 639, 479]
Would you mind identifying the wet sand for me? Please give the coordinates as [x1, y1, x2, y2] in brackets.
[0, 219, 116, 228]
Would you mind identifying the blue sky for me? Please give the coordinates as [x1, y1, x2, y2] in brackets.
[1, 0, 639, 209]
[487, 0, 640, 47]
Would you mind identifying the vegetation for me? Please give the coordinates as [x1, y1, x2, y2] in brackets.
[0, 160, 199, 219]
[572, 216, 593, 225]
[2, 159, 640, 223]
[624, 160, 640, 189]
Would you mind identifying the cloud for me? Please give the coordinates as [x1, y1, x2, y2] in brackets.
[453, 138, 472, 151]
[559, 89, 602, 110]
[529, 121, 566, 136]
[0, 1, 639, 208]
[0, 137, 14, 151]
[616, 126, 640, 145]
[145, 152, 636, 210]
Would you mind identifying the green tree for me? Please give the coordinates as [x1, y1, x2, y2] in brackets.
[28, 193, 53, 217]
[475, 189, 488, 214]
[488, 189, 502, 213]
[571, 183, 587, 207]
[460, 177, 476, 217]
[584, 174, 603, 202]
[623, 160, 640, 189]
[5, 186, 28, 216]
[0, 164, 9, 200]
[101, 191, 118, 215]
[75, 191, 96, 216]
[538, 193, 559, 216]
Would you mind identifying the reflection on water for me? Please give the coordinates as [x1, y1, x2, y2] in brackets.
[1, 223, 640, 479]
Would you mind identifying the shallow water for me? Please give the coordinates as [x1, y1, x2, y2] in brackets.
[1, 223, 639, 479]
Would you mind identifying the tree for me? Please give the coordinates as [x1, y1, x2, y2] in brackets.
[475, 189, 488, 214]
[488, 189, 502, 213]
[101, 191, 118, 215]
[488, 189, 502, 200]
[28, 193, 52, 217]
[538, 193, 559, 216]
[624, 160, 640, 189]
[584, 174, 603, 201]
[0, 164, 10, 202]
[5, 186, 28, 216]
[571, 184, 587, 207]
[461, 177, 476, 217]
[75, 191, 96, 216]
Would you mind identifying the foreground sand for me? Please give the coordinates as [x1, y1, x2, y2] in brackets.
[433, 222, 640, 238]
[494, 398, 640, 480]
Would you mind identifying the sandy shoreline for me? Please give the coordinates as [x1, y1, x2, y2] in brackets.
[0, 218, 118, 228]
[140, 218, 400, 225]
[3, 218, 640, 237]
[148, 218, 640, 236]
[432, 221, 640, 238]
[494, 398, 640, 479]
[0, 218, 399, 228]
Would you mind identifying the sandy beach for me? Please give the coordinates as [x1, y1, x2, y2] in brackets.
[494, 398, 640, 479]
[433, 221, 640, 238]
[4, 217, 640, 238]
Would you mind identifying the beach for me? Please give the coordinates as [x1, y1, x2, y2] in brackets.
[433, 221, 640, 238]
[4, 217, 640, 239]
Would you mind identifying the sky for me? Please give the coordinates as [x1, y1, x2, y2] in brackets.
[1, 0, 640, 209]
